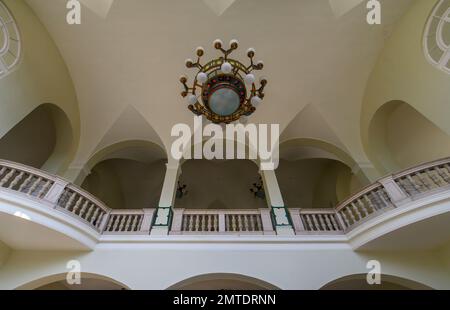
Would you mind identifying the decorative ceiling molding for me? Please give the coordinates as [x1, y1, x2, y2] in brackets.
[79, 0, 114, 19]
[329, 0, 365, 18]
[202, 0, 237, 16]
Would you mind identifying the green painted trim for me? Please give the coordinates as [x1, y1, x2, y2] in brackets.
[270, 206, 293, 228]
[152, 206, 174, 229]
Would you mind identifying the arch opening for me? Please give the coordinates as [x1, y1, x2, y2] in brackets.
[367, 100, 450, 174]
[81, 140, 167, 209]
[17, 273, 130, 290]
[277, 138, 367, 209]
[321, 273, 433, 290]
[0, 103, 74, 174]
[167, 273, 280, 290]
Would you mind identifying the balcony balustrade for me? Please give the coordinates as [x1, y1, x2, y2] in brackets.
[1, 158, 449, 236]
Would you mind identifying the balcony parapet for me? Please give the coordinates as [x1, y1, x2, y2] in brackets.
[1, 158, 450, 238]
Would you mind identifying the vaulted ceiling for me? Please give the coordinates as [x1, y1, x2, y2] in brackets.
[25, 0, 413, 166]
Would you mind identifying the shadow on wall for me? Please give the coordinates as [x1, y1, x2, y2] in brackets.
[80, 140, 167, 209]
[176, 160, 267, 210]
[82, 158, 166, 210]
[276, 158, 354, 209]
[0, 103, 74, 174]
[367, 100, 450, 175]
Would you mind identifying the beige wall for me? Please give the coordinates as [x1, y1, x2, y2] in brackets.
[387, 102, 450, 170]
[0, 0, 80, 174]
[362, 0, 450, 174]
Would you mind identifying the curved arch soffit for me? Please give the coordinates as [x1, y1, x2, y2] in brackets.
[85, 140, 167, 170]
[15, 272, 131, 290]
[166, 273, 281, 290]
[279, 138, 358, 170]
[320, 273, 433, 290]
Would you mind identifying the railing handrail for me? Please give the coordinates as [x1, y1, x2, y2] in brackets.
[392, 157, 450, 180]
[0, 159, 58, 182]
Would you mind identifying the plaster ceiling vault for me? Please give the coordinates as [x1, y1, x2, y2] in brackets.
[25, 0, 413, 169]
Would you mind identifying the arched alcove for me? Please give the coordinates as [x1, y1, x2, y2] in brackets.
[0, 103, 74, 173]
[178, 159, 266, 210]
[17, 273, 129, 290]
[321, 273, 432, 290]
[277, 138, 365, 208]
[81, 140, 167, 209]
[367, 100, 450, 174]
[277, 158, 353, 209]
[167, 273, 280, 290]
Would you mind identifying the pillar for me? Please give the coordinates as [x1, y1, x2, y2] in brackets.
[150, 162, 181, 235]
[260, 168, 295, 236]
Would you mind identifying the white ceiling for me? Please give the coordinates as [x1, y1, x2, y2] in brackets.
[25, 0, 413, 165]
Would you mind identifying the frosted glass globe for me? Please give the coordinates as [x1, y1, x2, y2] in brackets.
[244, 74, 255, 85]
[251, 96, 262, 107]
[197, 72, 208, 84]
[221, 62, 233, 74]
[187, 94, 197, 105]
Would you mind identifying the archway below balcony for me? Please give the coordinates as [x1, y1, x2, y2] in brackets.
[367, 100, 450, 175]
[320, 273, 432, 290]
[277, 138, 364, 209]
[81, 140, 167, 210]
[167, 273, 280, 290]
[17, 273, 129, 290]
[0, 103, 75, 174]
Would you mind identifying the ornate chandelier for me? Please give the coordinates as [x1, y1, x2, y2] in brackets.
[180, 39, 267, 124]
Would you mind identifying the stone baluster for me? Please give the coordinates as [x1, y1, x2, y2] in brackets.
[8, 171, 24, 190]
[72, 197, 84, 214]
[125, 215, 133, 231]
[317, 214, 326, 231]
[0, 169, 15, 187]
[329, 214, 339, 231]
[79, 200, 89, 218]
[27, 177, 41, 195]
[324, 214, 332, 231]
[90, 208, 100, 225]
[19, 174, 33, 192]
[112, 215, 120, 231]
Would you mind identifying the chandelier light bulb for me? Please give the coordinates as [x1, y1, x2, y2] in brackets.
[251, 96, 262, 107]
[197, 72, 208, 84]
[244, 73, 255, 85]
[213, 39, 223, 49]
[187, 94, 198, 105]
[230, 39, 239, 49]
[185, 58, 194, 68]
[221, 62, 233, 74]
[196, 46, 205, 57]
[247, 48, 256, 58]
